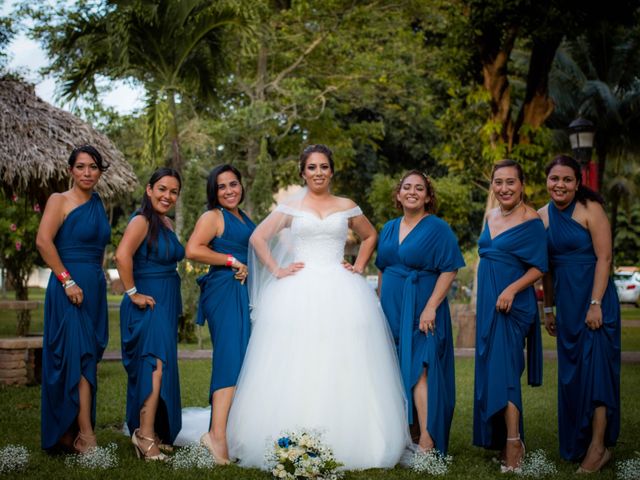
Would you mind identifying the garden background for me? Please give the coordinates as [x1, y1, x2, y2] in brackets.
[1, 1, 639, 478]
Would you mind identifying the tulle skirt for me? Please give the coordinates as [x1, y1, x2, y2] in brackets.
[225, 263, 411, 470]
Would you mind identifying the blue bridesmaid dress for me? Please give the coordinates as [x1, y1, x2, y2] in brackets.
[41, 193, 111, 450]
[473, 219, 547, 449]
[195, 208, 255, 402]
[120, 218, 185, 444]
[547, 201, 620, 461]
[376, 215, 465, 454]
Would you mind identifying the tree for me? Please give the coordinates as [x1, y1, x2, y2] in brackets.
[24, 0, 258, 234]
[547, 20, 640, 242]
[0, 192, 42, 335]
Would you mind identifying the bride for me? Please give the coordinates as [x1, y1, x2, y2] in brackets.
[224, 144, 411, 469]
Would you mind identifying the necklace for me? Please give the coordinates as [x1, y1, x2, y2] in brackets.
[499, 199, 522, 217]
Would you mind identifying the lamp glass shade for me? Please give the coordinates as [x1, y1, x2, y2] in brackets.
[569, 131, 595, 150]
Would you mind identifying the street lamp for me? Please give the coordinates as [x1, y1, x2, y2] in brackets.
[568, 118, 598, 190]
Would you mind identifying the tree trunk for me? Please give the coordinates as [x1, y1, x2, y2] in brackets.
[512, 35, 562, 146]
[244, 44, 269, 217]
[167, 91, 184, 238]
[14, 274, 30, 337]
[480, 25, 518, 148]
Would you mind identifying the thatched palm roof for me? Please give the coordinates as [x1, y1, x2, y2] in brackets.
[0, 76, 137, 202]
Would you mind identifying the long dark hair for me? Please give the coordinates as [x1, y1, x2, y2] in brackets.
[139, 168, 182, 253]
[206, 164, 245, 210]
[394, 170, 438, 213]
[68, 145, 109, 172]
[545, 155, 604, 205]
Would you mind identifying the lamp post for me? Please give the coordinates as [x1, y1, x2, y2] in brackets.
[568, 118, 598, 191]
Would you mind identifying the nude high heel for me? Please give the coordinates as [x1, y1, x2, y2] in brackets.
[131, 428, 168, 462]
[200, 432, 230, 465]
[500, 435, 525, 474]
[73, 432, 97, 454]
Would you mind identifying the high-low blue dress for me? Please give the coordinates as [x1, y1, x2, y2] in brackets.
[547, 200, 620, 461]
[473, 218, 547, 449]
[41, 193, 111, 450]
[376, 215, 465, 455]
[120, 217, 184, 444]
[195, 208, 255, 402]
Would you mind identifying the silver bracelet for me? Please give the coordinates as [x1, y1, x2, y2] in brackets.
[125, 286, 137, 297]
[543, 306, 554, 314]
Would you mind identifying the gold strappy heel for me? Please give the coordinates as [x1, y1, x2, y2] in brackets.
[131, 428, 168, 462]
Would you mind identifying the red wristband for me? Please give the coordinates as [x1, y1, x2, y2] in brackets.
[226, 254, 234, 267]
[56, 270, 71, 283]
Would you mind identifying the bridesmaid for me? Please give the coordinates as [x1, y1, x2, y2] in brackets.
[116, 168, 184, 461]
[36, 145, 111, 453]
[473, 159, 547, 473]
[539, 155, 620, 473]
[185, 164, 255, 464]
[376, 170, 464, 455]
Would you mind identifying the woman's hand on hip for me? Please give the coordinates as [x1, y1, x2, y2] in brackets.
[275, 262, 305, 279]
[233, 261, 248, 285]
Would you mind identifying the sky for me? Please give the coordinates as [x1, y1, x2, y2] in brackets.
[2, 1, 144, 114]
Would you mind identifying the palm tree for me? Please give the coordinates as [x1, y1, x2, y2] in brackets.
[549, 22, 640, 181]
[548, 21, 640, 240]
[29, 0, 257, 233]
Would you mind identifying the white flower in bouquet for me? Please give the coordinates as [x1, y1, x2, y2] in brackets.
[0, 445, 29, 474]
[265, 429, 343, 480]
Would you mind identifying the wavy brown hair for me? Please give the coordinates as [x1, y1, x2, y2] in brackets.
[394, 170, 437, 213]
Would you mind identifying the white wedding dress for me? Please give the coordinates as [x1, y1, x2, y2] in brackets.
[223, 205, 411, 470]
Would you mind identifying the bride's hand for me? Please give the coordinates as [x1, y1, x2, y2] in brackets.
[275, 262, 305, 279]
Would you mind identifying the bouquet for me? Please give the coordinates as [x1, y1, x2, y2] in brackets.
[265, 429, 343, 480]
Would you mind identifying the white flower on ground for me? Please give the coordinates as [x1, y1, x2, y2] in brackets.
[64, 443, 118, 470]
[0, 445, 29, 474]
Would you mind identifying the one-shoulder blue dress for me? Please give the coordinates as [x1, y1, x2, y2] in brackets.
[196, 208, 255, 402]
[473, 219, 547, 449]
[376, 215, 465, 455]
[41, 193, 111, 450]
[120, 217, 185, 444]
[547, 201, 620, 461]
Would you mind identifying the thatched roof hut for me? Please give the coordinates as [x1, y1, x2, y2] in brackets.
[0, 76, 137, 202]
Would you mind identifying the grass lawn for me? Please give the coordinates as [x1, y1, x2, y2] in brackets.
[0, 358, 638, 479]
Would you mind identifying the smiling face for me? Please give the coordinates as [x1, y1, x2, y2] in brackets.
[397, 174, 429, 214]
[491, 166, 523, 209]
[547, 164, 578, 207]
[216, 170, 243, 210]
[69, 152, 102, 191]
[301, 152, 333, 192]
[145, 175, 180, 215]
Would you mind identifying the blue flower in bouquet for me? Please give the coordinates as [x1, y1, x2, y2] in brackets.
[278, 437, 292, 448]
[265, 429, 343, 479]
